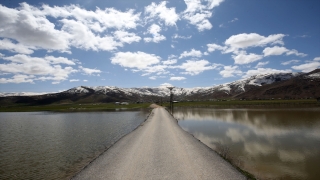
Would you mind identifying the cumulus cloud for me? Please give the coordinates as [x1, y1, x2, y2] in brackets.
[0, 3, 141, 53]
[159, 82, 173, 88]
[70, 79, 80, 82]
[179, 49, 202, 59]
[111, 51, 161, 71]
[205, 33, 306, 65]
[0, 4, 71, 53]
[79, 66, 101, 75]
[219, 66, 242, 77]
[207, 43, 226, 52]
[243, 68, 292, 78]
[170, 76, 186, 81]
[162, 59, 177, 65]
[224, 33, 286, 53]
[314, 57, 320, 61]
[263, 46, 307, 57]
[281, 60, 300, 65]
[0, 74, 35, 84]
[113, 30, 141, 44]
[177, 60, 217, 75]
[144, 24, 166, 43]
[0, 39, 34, 54]
[182, 0, 224, 31]
[0, 54, 106, 84]
[292, 61, 320, 72]
[232, 51, 263, 64]
[145, 1, 179, 26]
[255, 61, 269, 68]
[172, 34, 192, 39]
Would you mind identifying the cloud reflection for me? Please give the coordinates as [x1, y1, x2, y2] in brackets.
[176, 107, 320, 180]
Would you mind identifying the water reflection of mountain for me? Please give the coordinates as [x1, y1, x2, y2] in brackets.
[175, 107, 320, 127]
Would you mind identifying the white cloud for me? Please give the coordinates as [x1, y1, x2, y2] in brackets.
[60, 19, 122, 51]
[179, 49, 202, 59]
[144, 24, 166, 43]
[178, 60, 216, 75]
[314, 57, 320, 61]
[255, 61, 269, 68]
[111, 51, 161, 70]
[224, 33, 286, 53]
[172, 34, 192, 39]
[207, 43, 226, 52]
[170, 76, 186, 81]
[232, 51, 263, 64]
[243, 68, 292, 78]
[262, 46, 288, 56]
[292, 62, 320, 72]
[159, 83, 173, 88]
[263, 46, 307, 57]
[0, 54, 107, 83]
[114, 30, 141, 44]
[79, 66, 101, 75]
[145, 1, 179, 26]
[229, 17, 238, 23]
[219, 66, 242, 77]
[149, 76, 157, 80]
[70, 79, 79, 82]
[0, 74, 35, 84]
[205, 33, 304, 65]
[162, 59, 177, 65]
[83, 79, 88, 82]
[45, 56, 76, 65]
[205, 0, 225, 9]
[0, 3, 71, 53]
[0, 38, 34, 54]
[0, 3, 141, 53]
[182, 0, 224, 31]
[281, 60, 300, 65]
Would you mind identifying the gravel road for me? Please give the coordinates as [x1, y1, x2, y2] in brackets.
[72, 107, 245, 180]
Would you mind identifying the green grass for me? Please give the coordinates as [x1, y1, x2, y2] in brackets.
[0, 103, 151, 112]
[167, 99, 319, 108]
[1, 99, 319, 112]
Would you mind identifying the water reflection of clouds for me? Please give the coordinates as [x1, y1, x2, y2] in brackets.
[175, 108, 320, 140]
[176, 108, 320, 180]
[226, 128, 249, 143]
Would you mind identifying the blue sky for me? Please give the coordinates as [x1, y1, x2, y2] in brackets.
[0, 0, 319, 93]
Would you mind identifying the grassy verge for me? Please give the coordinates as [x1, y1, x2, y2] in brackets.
[1, 99, 318, 112]
[0, 103, 151, 112]
[168, 99, 319, 108]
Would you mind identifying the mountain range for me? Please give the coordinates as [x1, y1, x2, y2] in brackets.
[1, 69, 319, 105]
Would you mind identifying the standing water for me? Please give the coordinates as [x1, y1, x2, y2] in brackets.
[0, 110, 149, 180]
[175, 108, 320, 180]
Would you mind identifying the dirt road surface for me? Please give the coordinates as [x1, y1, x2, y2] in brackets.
[72, 107, 245, 180]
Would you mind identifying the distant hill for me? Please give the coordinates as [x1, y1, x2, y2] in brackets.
[1, 69, 319, 105]
[235, 69, 320, 100]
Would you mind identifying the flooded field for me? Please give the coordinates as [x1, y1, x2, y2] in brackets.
[175, 107, 320, 180]
[0, 110, 149, 180]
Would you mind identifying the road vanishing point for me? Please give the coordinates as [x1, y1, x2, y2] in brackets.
[72, 105, 246, 180]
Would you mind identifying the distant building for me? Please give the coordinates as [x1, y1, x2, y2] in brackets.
[120, 102, 129, 105]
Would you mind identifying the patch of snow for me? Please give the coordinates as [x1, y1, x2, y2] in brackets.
[308, 72, 320, 78]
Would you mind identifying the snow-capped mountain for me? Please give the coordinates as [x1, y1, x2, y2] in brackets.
[64, 86, 211, 98]
[61, 71, 307, 100]
[1, 69, 319, 103]
[0, 92, 52, 97]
